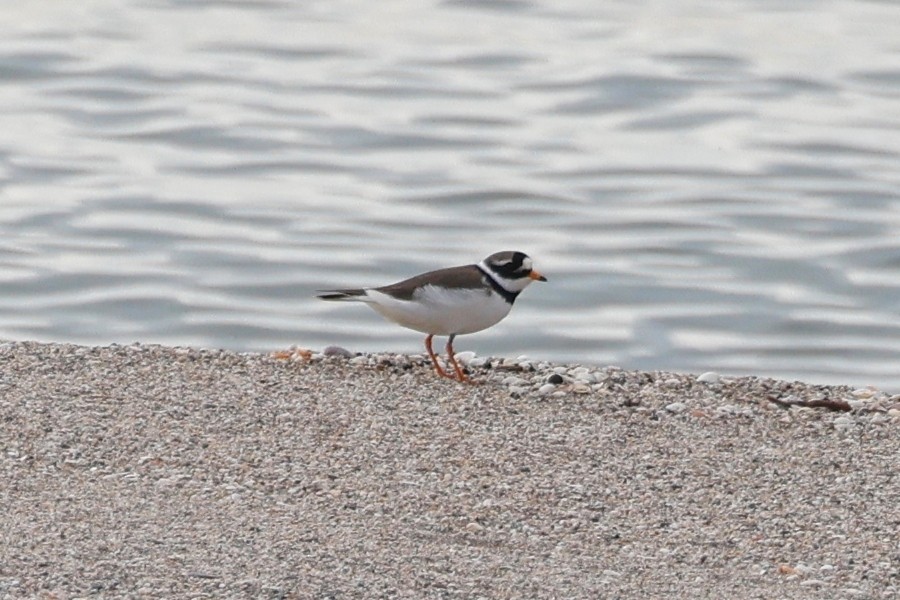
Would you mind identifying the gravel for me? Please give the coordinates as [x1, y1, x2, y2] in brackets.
[1, 341, 898, 599]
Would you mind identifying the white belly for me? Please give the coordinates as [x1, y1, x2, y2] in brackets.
[365, 286, 513, 336]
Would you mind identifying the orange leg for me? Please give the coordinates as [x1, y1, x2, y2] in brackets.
[424, 334, 453, 379]
[445, 335, 469, 382]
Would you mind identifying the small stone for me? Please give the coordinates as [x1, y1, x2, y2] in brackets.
[833, 416, 854, 430]
[665, 402, 687, 414]
[323, 345, 353, 358]
[572, 384, 591, 395]
[465, 522, 484, 533]
[502, 376, 528, 387]
[537, 383, 557, 396]
[390, 354, 410, 366]
[602, 569, 621, 579]
[800, 579, 826, 587]
[453, 351, 477, 366]
[349, 356, 368, 366]
[547, 373, 564, 385]
[697, 371, 720, 383]
[852, 387, 878, 399]
[778, 564, 797, 575]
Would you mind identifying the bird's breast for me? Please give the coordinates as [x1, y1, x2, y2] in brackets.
[366, 286, 513, 335]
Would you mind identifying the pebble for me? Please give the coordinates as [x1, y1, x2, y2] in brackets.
[537, 383, 557, 396]
[665, 402, 687, 414]
[602, 570, 621, 579]
[697, 371, 720, 384]
[508, 386, 528, 397]
[547, 373, 565, 385]
[454, 351, 477, 365]
[833, 416, 855, 430]
[323, 345, 354, 358]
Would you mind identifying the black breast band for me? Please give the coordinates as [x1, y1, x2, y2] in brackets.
[477, 266, 519, 305]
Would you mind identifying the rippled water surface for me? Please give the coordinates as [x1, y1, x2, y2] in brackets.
[1, 0, 899, 390]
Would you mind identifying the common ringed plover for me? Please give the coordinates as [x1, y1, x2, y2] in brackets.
[317, 251, 547, 382]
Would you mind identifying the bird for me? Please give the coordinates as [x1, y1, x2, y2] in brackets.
[317, 251, 547, 382]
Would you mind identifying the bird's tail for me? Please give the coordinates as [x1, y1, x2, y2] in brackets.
[317, 289, 368, 301]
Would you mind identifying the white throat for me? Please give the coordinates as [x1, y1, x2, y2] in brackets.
[477, 259, 532, 293]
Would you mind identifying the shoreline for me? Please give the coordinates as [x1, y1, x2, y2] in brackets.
[1, 341, 897, 598]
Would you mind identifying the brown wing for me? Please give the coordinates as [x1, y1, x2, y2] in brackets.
[374, 264, 487, 301]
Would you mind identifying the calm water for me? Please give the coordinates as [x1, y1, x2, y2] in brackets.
[1, 0, 899, 390]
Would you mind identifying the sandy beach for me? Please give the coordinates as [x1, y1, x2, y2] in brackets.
[1, 341, 897, 599]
